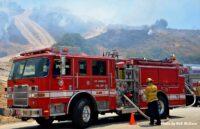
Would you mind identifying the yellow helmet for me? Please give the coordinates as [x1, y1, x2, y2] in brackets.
[170, 54, 176, 60]
[146, 78, 153, 83]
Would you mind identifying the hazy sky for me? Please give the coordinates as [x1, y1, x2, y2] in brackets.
[16, 0, 200, 29]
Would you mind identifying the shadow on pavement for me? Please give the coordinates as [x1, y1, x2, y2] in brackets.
[11, 114, 184, 129]
[168, 115, 184, 119]
[139, 124, 156, 128]
[12, 121, 74, 129]
[138, 115, 184, 128]
[91, 114, 154, 129]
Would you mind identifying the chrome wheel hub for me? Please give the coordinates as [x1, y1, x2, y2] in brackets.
[158, 100, 165, 115]
[82, 105, 91, 123]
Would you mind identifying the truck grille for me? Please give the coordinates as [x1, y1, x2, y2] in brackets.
[13, 85, 28, 107]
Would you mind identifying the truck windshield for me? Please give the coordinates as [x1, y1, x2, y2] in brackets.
[9, 58, 50, 80]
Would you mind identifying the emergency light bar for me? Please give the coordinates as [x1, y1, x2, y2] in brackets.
[20, 48, 52, 56]
[20, 47, 69, 56]
[51, 47, 69, 55]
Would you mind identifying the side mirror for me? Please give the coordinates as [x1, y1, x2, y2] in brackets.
[60, 56, 66, 75]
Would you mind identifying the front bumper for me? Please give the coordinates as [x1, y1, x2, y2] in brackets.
[3, 108, 42, 118]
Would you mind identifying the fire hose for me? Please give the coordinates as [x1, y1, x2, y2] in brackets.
[122, 94, 150, 120]
[185, 82, 196, 107]
[118, 82, 196, 121]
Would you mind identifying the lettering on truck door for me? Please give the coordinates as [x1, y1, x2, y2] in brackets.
[91, 59, 110, 111]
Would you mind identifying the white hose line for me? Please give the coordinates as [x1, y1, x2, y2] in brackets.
[118, 82, 196, 122]
[185, 82, 196, 107]
[123, 94, 171, 123]
[123, 94, 150, 120]
[118, 84, 161, 121]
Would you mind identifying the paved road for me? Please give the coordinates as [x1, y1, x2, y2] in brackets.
[0, 107, 199, 129]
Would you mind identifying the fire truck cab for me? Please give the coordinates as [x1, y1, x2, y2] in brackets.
[4, 48, 116, 128]
[3, 48, 186, 128]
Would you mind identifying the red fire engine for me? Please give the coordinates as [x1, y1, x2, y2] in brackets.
[3, 48, 186, 128]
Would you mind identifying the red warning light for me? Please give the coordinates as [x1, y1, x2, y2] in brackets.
[63, 48, 69, 53]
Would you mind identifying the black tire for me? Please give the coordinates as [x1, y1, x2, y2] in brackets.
[72, 99, 93, 128]
[35, 117, 54, 126]
[158, 95, 169, 118]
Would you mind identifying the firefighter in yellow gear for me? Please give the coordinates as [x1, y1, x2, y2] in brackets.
[144, 78, 161, 126]
[196, 81, 200, 96]
[195, 81, 200, 106]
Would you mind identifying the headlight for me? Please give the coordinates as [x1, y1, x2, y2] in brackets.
[5, 87, 12, 93]
[4, 87, 13, 98]
[28, 93, 38, 98]
[4, 94, 13, 98]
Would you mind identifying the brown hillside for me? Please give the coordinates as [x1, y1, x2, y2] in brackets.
[88, 28, 200, 63]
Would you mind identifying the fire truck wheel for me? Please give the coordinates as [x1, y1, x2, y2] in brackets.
[72, 99, 93, 128]
[35, 117, 54, 126]
[158, 95, 168, 118]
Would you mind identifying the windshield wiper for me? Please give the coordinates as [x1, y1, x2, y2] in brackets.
[21, 61, 27, 79]
[11, 74, 16, 80]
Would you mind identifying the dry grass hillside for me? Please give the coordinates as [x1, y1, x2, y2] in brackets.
[0, 61, 11, 108]
[88, 28, 200, 63]
[0, 61, 20, 124]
